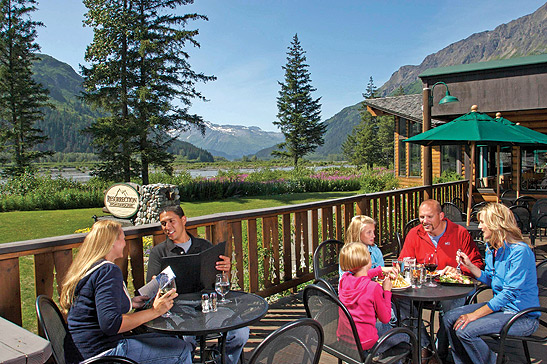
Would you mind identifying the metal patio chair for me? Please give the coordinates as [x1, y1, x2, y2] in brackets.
[248, 318, 324, 364]
[303, 284, 418, 364]
[466, 259, 547, 364]
[35, 295, 139, 364]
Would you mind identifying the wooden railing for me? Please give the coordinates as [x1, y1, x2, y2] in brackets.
[0, 181, 467, 325]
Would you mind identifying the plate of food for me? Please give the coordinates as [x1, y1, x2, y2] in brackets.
[426, 270, 441, 277]
[391, 275, 411, 290]
[436, 271, 474, 286]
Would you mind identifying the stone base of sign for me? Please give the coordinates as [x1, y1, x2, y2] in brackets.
[133, 183, 180, 225]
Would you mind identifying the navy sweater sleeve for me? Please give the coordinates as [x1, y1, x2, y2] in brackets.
[67, 262, 130, 360]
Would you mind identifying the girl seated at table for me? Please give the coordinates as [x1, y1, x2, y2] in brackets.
[444, 203, 539, 364]
[337, 242, 407, 352]
[340, 215, 399, 278]
[59, 220, 192, 364]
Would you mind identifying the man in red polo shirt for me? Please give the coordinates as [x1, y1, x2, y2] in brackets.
[400, 199, 484, 274]
[398, 199, 484, 364]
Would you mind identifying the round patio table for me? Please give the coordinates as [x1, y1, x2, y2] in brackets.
[392, 283, 476, 363]
[145, 291, 268, 364]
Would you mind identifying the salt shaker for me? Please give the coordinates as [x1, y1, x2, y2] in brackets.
[210, 292, 218, 312]
[201, 293, 210, 313]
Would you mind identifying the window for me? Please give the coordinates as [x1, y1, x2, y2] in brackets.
[521, 148, 547, 190]
[408, 121, 421, 177]
[398, 118, 407, 176]
[441, 145, 460, 173]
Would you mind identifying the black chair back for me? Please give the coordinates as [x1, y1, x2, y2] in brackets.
[313, 278, 337, 295]
[35, 295, 138, 364]
[509, 205, 531, 233]
[313, 239, 344, 282]
[36, 295, 73, 364]
[442, 202, 465, 222]
[403, 218, 420, 239]
[451, 197, 466, 211]
[514, 196, 537, 210]
[248, 318, 324, 364]
[303, 284, 417, 364]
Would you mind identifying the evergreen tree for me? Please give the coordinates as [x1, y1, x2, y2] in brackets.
[392, 85, 405, 96]
[273, 34, 325, 167]
[363, 76, 377, 99]
[342, 106, 394, 168]
[0, 0, 53, 176]
[82, 0, 215, 184]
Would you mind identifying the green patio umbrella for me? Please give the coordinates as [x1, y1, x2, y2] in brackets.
[404, 106, 547, 224]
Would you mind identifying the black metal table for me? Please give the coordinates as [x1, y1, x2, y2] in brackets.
[392, 283, 476, 362]
[145, 291, 268, 364]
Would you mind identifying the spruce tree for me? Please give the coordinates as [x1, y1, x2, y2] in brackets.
[0, 0, 53, 176]
[342, 108, 394, 168]
[82, 0, 215, 184]
[273, 34, 325, 167]
[363, 76, 377, 99]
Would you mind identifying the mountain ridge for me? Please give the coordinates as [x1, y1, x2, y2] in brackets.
[377, 3, 547, 96]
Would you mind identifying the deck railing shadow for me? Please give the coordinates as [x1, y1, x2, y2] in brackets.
[0, 181, 467, 326]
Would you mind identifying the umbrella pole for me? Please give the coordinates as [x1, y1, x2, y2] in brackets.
[496, 145, 501, 203]
[467, 142, 476, 226]
[517, 147, 521, 199]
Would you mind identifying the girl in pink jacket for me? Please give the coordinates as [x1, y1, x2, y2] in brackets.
[337, 242, 406, 352]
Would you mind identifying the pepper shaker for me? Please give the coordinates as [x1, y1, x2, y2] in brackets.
[201, 293, 210, 313]
[210, 292, 218, 312]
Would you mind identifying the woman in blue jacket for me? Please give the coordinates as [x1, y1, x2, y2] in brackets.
[60, 220, 192, 364]
[444, 203, 540, 364]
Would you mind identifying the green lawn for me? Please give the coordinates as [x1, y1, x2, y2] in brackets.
[0, 191, 357, 244]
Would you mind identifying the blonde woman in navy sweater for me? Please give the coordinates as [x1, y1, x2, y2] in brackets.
[60, 220, 192, 364]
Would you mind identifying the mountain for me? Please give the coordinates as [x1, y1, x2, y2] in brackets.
[178, 121, 284, 160]
[377, 3, 547, 96]
[31, 54, 213, 161]
[307, 3, 547, 159]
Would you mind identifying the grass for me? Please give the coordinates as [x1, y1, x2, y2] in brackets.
[0, 191, 357, 244]
[0, 190, 358, 332]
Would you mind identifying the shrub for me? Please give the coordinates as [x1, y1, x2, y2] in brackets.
[433, 171, 463, 184]
[358, 166, 399, 193]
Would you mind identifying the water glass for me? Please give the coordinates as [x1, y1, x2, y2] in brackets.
[392, 259, 403, 274]
[215, 273, 231, 304]
[159, 278, 176, 317]
[403, 257, 416, 281]
[412, 265, 423, 288]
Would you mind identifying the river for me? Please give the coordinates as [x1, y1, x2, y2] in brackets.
[34, 165, 344, 183]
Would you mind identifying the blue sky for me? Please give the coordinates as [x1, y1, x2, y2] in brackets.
[34, 1, 546, 132]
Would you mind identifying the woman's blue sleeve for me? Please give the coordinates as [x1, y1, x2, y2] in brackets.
[94, 266, 126, 336]
[486, 246, 529, 312]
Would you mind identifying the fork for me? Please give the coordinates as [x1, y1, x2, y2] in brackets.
[456, 249, 462, 273]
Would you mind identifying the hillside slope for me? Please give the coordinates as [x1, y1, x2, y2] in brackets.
[378, 3, 547, 96]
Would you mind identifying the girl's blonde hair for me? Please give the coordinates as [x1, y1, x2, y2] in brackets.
[339, 241, 371, 273]
[59, 220, 122, 312]
[477, 203, 524, 249]
[345, 215, 376, 245]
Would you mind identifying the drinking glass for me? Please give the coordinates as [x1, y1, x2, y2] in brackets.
[411, 264, 423, 288]
[424, 253, 438, 287]
[392, 259, 403, 275]
[159, 278, 176, 317]
[402, 257, 415, 282]
[215, 273, 231, 304]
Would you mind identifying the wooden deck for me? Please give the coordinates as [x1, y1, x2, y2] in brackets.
[245, 240, 547, 364]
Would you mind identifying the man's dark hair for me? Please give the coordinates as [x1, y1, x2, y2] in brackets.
[159, 205, 185, 218]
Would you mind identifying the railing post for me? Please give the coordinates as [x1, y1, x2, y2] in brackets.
[128, 237, 145, 292]
[0, 258, 22, 325]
